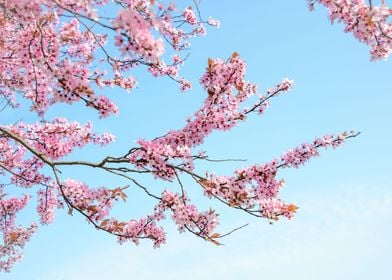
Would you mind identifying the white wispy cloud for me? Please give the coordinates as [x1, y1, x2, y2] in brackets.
[40, 184, 392, 280]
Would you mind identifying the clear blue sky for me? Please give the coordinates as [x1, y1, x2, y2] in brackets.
[3, 1, 391, 279]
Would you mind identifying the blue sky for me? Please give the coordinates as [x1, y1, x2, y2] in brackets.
[2, 1, 392, 279]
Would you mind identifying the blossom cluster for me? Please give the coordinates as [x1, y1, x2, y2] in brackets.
[62, 180, 166, 247]
[310, 0, 392, 59]
[0, 188, 37, 272]
[157, 190, 219, 237]
[37, 185, 59, 225]
[3, 118, 115, 161]
[113, 8, 165, 64]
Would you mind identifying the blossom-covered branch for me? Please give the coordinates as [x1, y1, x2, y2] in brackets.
[309, 0, 392, 60]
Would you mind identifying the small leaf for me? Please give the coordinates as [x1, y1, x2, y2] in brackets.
[100, 219, 109, 228]
[10, 232, 19, 242]
[87, 205, 98, 213]
[287, 204, 299, 213]
[199, 179, 211, 188]
[207, 58, 214, 72]
[210, 238, 222, 246]
[235, 82, 244, 92]
[119, 191, 128, 202]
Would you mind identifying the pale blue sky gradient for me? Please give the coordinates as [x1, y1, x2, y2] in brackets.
[2, 1, 391, 279]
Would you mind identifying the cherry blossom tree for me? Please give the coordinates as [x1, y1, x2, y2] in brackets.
[1, 0, 381, 272]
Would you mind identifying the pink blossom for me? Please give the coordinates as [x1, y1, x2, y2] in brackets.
[183, 7, 198, 25]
